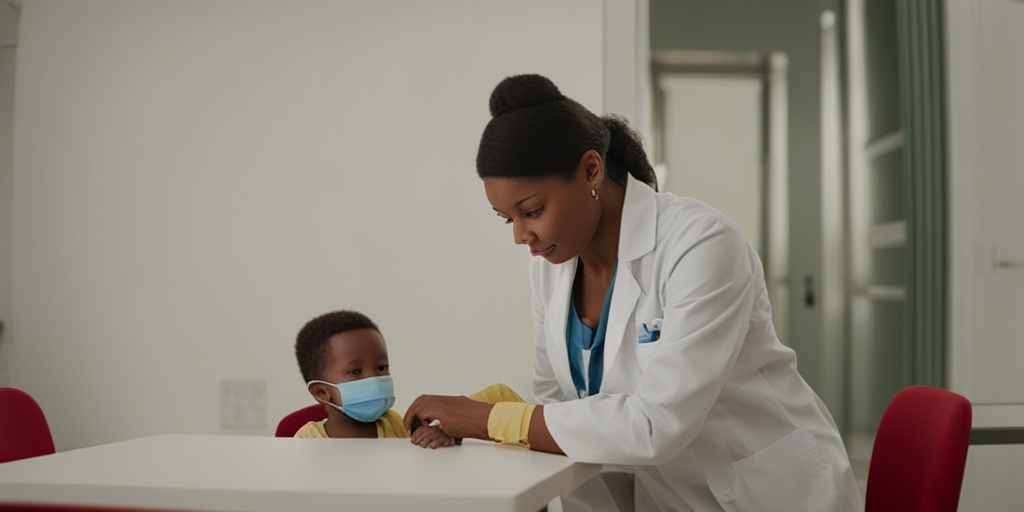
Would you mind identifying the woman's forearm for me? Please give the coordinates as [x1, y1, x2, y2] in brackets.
[527, 406, 565, 455]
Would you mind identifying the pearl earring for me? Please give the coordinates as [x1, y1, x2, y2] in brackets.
[591, 189, 599, 200]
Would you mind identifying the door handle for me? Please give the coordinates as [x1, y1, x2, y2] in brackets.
[992, 244, 1023, 270]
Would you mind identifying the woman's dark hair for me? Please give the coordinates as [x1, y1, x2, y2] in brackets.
[295, 310, 380, 383]
[476, 74, 657, 190]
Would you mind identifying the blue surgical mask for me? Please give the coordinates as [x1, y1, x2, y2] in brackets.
[307, 375, 395, 423]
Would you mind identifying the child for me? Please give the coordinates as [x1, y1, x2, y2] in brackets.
[293, 309, 522, 444]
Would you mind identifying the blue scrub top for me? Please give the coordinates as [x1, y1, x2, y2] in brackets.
[566, 266, 617, 398]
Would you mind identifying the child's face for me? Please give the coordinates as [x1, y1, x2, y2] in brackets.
[303, 327, 391, 419]
[310, 328, 390, 406]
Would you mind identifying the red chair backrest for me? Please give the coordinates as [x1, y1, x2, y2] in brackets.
[0, 387, 57, 463]
[865, 385, 972, 512]
[275, 404, 327, 437]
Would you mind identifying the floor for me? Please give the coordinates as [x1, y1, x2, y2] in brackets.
[849, 431, 873, 499]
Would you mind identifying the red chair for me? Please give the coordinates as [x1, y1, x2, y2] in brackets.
[275, 404, 327, 437]
[865, 385, 972, 512]
[0, 387, 57, 463]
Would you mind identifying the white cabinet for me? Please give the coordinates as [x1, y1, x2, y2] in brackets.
[948, 0, 1024, 409]
[947, 0, 1024, 509]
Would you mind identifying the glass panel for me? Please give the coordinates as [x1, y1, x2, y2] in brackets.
[873, 247, 905, 287]
[869, 149, 904, 224]
[865, 0, 902, 140]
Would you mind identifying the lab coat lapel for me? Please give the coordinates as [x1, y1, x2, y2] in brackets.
[546, 258, 580, 399]
[602, 175, 658, 384]
[602, 261, 639, 382]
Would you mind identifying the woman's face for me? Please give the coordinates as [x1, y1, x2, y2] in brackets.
[483, 161, 601, 265]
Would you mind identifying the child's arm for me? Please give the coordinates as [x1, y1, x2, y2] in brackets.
[466, 383, 525, 404]
[408, 384, 523, 449]
[409, 423, 459, 449]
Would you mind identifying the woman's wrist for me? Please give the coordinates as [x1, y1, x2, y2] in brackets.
[448, 396, 494, 440]
[471, 400, 496, 440]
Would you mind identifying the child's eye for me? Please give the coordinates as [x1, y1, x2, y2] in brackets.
[377, 365, 389, 373]
[351, 369, 362, 376]
[525, 208, 543, 218]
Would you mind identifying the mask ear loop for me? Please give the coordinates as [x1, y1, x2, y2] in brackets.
[306, 380, 342, 408]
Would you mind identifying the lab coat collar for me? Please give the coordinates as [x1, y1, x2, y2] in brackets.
[546, 174, 655, 398]
[599, 174, 654, 383]
[617, 173, 658, 262]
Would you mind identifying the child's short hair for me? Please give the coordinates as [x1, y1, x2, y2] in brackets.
[295, 310, 381, 382]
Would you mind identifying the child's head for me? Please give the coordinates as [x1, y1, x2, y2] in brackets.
[295, 310, 392, 421]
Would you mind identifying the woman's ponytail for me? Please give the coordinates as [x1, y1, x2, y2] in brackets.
[602, 115, 658, 191]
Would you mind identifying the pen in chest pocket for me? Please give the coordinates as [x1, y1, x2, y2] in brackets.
[639, 317, 662, 343]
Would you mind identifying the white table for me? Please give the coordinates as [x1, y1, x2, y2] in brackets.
[0, 434, 600, 512]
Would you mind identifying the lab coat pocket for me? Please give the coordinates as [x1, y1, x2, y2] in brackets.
[713, 427, 833, 512]
[634, 316, 662, 372]
[634, 340, 659, 372]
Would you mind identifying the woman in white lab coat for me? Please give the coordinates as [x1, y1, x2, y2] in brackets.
[404, 74, 863, 512]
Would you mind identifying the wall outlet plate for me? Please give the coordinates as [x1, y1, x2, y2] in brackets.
[220, 379, 267, 429]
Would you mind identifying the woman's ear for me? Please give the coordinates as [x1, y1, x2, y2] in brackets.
[579, 149, 605, 190]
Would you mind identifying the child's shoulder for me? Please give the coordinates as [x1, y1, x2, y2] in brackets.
[379, 409, 409, 438]
[468, 383, 524, 403]
[293, 419, 328, 438]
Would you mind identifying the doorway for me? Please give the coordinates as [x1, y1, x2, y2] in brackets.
[0, 0, 19, 387]
[651, 50, 790, 342]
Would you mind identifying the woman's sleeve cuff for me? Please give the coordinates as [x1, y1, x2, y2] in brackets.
[487, 401, 537, 447]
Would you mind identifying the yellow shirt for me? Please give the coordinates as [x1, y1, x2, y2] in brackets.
[467, 382, 525, 403]
[293, 409, 408, 439]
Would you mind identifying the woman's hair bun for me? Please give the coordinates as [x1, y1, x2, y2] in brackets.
[488, 74, 564, 117]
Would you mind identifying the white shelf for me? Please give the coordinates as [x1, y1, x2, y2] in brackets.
[869, 220, 906, 249]
[864, 130, 905, 160]
[853, 285, 906, 302]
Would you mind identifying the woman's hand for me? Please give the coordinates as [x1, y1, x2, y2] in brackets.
[403, 394, 493, 442]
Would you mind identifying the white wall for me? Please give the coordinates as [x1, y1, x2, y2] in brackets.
[9, 0, 629, 450]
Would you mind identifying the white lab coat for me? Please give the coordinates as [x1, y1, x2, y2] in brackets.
[532, 174, 863, 512]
